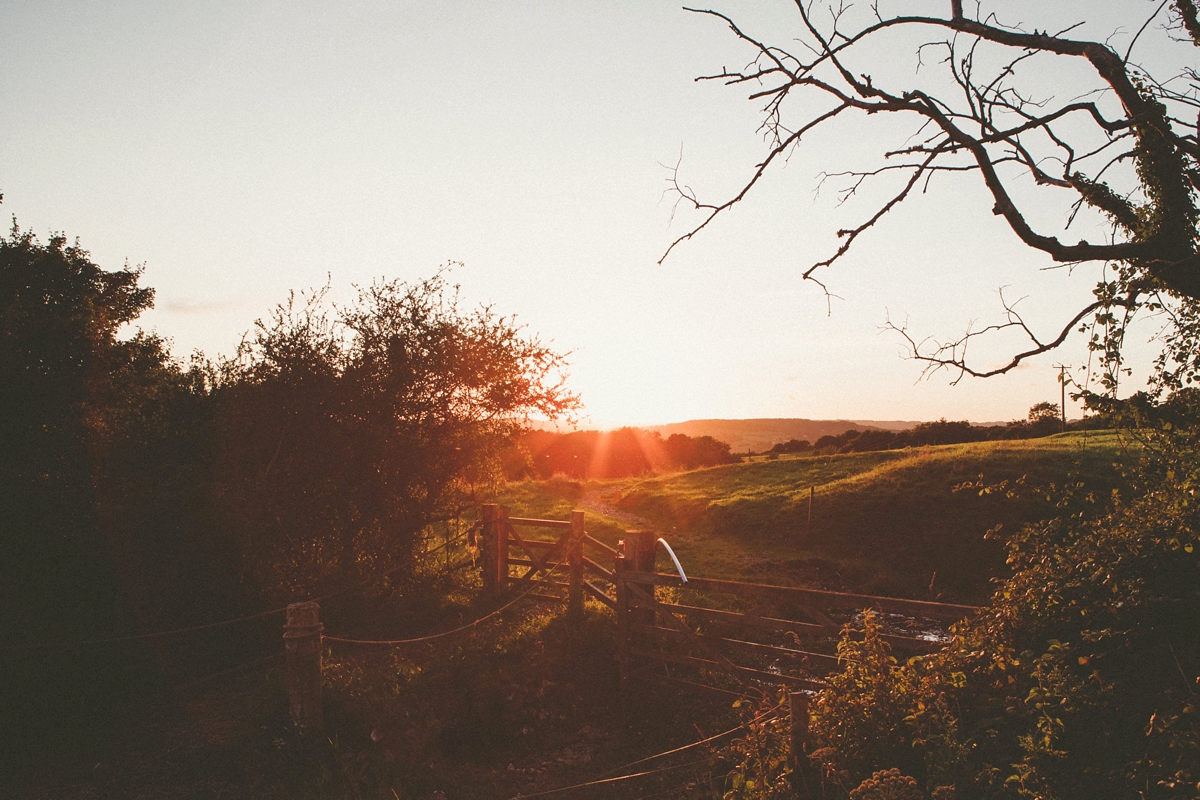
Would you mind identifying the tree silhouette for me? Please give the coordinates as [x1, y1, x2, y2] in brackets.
[668, 1, 1200, 386]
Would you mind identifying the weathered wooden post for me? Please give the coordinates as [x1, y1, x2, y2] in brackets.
[568, 509, 585, 623]
[624, 530, 657, 626]
[480, 504, 499, 597]
[789, 691, 811, 766]
[284, 601, 324, 733]
[480, 504, 509, 598]
[807, 486, 815, 531]
[625, 530, 656, 572]
[614, 550, 630, 688]
[496, 504, 510, 595]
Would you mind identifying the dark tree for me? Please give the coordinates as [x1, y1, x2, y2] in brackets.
[0, 224, 179, 770]
[211, 272, 578, 601]
[667, 1, 1200, 387]
[1026, 400, 1061, 424]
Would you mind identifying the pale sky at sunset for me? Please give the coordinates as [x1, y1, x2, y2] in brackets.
[1, 1, 1181, 427]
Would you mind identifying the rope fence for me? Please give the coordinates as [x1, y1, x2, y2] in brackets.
[508, 703, 785, 799]
[510, 758, 715, 799]
[2, 523, 478, 653]
[0, 606, 290, 652]
[324, 556, 566, 647]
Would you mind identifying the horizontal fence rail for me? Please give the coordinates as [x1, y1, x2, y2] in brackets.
[605, 530, 979, 695]
[620, 572, 978, 622]
[479, 504, 620, 620]
[475, 505, 978, 698]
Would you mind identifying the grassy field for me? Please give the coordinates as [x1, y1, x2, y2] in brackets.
[500, 430, 1133, 604]
[14, 431, 1136, 799]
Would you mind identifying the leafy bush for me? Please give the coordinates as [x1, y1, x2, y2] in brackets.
[724, 692, 794, 800]
[0, 228, 577, 775]
[209, 272, 576, 602]
[724, 421, 1199, 798]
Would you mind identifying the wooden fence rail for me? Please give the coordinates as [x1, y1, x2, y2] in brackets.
[478, 504, 616, 620]
[282, 505, 980, 733]
[610, 532, 978, 696]
[475, 506, 978, 698]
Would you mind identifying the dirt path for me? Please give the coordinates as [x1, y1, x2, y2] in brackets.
[577, 487, 652, 529]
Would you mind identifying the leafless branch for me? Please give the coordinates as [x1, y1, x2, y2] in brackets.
[884, 289, 1139, 384]
[665, 1, 1199, 375]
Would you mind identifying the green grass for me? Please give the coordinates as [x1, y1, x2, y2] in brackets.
[16, 432, 1136, 798]
[501, 431, 1133, 605]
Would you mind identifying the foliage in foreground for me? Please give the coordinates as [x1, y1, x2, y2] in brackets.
[724, 422, 1200, 798]
[0, 226, 575, 776]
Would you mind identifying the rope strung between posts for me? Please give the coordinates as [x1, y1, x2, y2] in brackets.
[592, 705, 782, 777]
[325, 555, 568, 647]
[1, 525, 477, 652]
[156, 651, 286, 695]
[507, 704, 785, 799]
[509, 758, 715, 799]
[595, 704, 782, 779]
[0, 606, 292, 652]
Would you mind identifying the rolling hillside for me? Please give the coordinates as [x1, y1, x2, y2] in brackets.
[500, 431, 1131, 605]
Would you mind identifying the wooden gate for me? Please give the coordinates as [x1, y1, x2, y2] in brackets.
[613, 531, 977, 695]
[478, 504, 619, 619]
[477, 507, 978, 694]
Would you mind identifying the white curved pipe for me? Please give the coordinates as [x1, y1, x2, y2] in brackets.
[656, 537, 688, 584]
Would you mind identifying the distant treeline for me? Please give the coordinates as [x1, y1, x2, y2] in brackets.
[505, 427, 738, 479]
[764, 407, 1092, 456]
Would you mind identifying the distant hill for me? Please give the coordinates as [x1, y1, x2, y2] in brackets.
[643, 418, 922, 454]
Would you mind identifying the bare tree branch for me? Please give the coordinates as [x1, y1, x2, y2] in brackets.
[884, 290, 1139, 384]
[664, 2, 1200, 380]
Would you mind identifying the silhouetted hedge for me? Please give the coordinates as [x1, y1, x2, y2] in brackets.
[505, 427, 738, 479]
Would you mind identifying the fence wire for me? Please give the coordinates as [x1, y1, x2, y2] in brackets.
[507, 704, 784, 799]
[2, 522, 478, 652]
[325, 556, 567, 647]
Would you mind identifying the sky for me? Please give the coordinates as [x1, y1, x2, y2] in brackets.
[1, 1, 1183, 427]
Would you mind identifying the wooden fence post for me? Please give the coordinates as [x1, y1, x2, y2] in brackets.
[496, 504, 510, 595]
[789, 691, 811, 765]
[480, 504, 499, 597]
[284, 601, 324, 733]
[614, 551, 630, 689]
[624, 530, 657, 626]
[568, 509, 585, 623]
[625, 530, 657, 573]
[480, 504, 509, 598]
